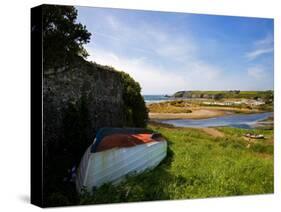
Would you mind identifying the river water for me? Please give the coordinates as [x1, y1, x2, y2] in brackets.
[158, 112, 273, 129]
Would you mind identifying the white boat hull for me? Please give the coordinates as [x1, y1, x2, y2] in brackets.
[76, 140, 167, 193]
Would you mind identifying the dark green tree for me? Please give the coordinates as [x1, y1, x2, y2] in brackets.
[43, 5, 91, 70]
[263, 90, 274, 104]
[213, 93, 224, 100]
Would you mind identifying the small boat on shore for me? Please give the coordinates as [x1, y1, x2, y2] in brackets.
[244, 133, 264, 139]
[76, 128, 167, 193]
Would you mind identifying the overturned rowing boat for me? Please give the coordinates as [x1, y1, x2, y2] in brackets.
[76, 128, 167, 193]
[244, 133, 264, 139]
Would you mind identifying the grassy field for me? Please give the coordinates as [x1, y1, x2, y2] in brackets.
[148, 101, 192, 113]
[80, 123, 273, 205]
[178, 90, 273, 99]
[148, 100, 273, 115]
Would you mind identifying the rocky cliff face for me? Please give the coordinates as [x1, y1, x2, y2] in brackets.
[43, 58, 126, 154]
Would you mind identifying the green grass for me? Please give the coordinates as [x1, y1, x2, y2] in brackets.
[80, 124, 273, 205]
[189, 90, 273, 99]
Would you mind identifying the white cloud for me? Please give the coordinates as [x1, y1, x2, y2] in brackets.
[84, 14, 229, 93]
[188, 61, 222, 81]
[247, 67, 266, 80]
[96, 14, 198, 60]
[87, 48, 187, 94]
[255, 33, 273, 46]
[86, 14, 273, 92]
[105, 15, 120, 31]
[154, 41, 197, 61]
[88, 15, 225, 90]
[245, 34, 273, 60]
[245, 47, 273, 60]
[86, 47, 227, 94]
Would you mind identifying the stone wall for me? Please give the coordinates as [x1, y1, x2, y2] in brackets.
[43, 59, 126, 152]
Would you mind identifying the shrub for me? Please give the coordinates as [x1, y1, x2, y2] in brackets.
[120, 71, 148, 127]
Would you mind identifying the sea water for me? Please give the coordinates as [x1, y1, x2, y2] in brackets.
[143, 95, 170, 104]
[158, 112, 273, 129]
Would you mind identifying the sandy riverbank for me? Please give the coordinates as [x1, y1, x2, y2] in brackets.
[147, 101, 262, 120]
[149, 109, 231, 120]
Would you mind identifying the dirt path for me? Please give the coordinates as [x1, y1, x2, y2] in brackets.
[201, 128, 224, 138]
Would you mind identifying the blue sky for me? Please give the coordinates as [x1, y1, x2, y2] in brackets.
[76, 6, 274, 95]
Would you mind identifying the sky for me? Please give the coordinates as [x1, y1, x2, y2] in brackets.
[76, 6, 274, 95]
